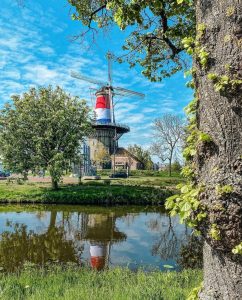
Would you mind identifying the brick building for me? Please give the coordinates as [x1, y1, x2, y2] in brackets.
[111, 147, 144, 170]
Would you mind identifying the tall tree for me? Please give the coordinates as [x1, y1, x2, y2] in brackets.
[0, 86, 92, 189]
[127, 144, 153, 170]
[150, 114, 184, 176]
[93, 143, 111, 169]
[68, 1, 242, 298]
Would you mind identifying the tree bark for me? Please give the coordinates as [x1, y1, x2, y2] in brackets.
[23, 171, 28, 181]
[168, 158, 172, 177]
[200, 241, 242, 299]
[195, 0, 242, 299]
[51, 178, 59, 190]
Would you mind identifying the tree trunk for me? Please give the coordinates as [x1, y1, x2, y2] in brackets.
[51, 178, 59, 190]
[200, 241, 242, 299]
[23, 171, 28, 181]
[195, 0, 242, 299]
[168, 159, 172, 177]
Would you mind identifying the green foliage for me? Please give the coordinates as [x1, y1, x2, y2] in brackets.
[197, 47, 209, 68]
[0, 86, 92, 189]
[198, 132, 212, 143]
[170, 94, 211, 228]
[226, 6, 235, 17]
[127, 144, 153, 170]
[181, 165, 195, 179]
[182, 95, 212, 163]
[197, 23, 206, 36]
[209, 224, 221, 241]
[215, 185, 233, 195]
[232, 242, 242, 255]
[208, 73, 242, 92]
[170, 160, 182, 172]
[68, 0, 196, 81]
[182, 36, 209, 68]
[182, 36, 194, 55]
[187, 282, 203, 300]
[177, 0, 193, 5]
[165, 183, 206, 227]
[183, 128, 212, 161]
[184, 97, 197, 115]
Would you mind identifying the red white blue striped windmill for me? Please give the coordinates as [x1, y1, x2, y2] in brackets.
[71, 52, 145, 125]
[71, 52, 145, 170]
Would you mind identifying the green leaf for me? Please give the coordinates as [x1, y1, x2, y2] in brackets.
[181, 202, 192, 212]
[181, 185, 189, 193]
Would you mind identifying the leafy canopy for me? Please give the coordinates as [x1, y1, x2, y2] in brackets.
[0, 86, 92, 188]
[68, 0, 195, 81]
[127, 144, 153, 170]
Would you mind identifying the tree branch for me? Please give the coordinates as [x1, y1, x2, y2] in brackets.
[159, 3, 183, 58]
[88, 3, 107, 28]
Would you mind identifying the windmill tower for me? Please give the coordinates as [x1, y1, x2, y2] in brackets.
[71, 52, 144, 170]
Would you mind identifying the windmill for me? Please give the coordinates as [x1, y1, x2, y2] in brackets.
[71, 52, 145, 172]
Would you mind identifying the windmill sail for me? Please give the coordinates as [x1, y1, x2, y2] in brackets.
[71, 71, 107, 86]
[113, 87, 145, 98]
[71, 52, 145, 126]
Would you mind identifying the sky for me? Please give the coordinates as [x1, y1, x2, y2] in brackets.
[0, 0, 193, 155]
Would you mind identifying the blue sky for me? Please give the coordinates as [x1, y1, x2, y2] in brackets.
[0, 0, 193, 154]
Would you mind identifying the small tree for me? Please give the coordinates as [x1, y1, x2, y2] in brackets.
[127, 144, 153, 170]
[93, 143, 111, 169]
[151, 114, 184, 176]
[0, 86, 92, 189]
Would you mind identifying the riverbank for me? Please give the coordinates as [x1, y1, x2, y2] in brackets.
[0, 181, 173, 205]
[0, 266, 202, 300]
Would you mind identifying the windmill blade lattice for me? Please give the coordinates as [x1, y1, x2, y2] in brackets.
[71, 71, 107, 87]
[71, 52, 145, 125]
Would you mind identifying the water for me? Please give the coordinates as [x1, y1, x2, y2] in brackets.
[0, 205, 199, 272]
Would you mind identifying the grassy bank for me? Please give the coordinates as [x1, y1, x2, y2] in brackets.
[110, 176, 184, 188]
[97, 169, 182, 178]
[0, 181, 173, 205]
[0, 266, 202, 300]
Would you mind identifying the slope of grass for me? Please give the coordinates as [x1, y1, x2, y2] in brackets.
[0, 181, 173, 205]
[0, 266, 202, 300]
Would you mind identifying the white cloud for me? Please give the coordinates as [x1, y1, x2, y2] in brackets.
[39, 46, 55, 56]
[0, 0, 190, 150]
[23, 65, 59, 85]
[142, 107, 156, 113]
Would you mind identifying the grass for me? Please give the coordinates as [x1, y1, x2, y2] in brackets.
[110, 175, 185, 188]
[0, 181, 174, 205]
[0, 266, 202, 300]
[0, 174, 184, 205]
[97, 169, 182, 178]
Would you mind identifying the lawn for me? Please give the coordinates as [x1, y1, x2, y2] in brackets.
[0, 181, 172, 205]
[0, 173, 184, 205]
[0, 266, 202, 300]
[110, 175, 185, 188]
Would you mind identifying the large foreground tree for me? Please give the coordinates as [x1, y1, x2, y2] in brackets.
[68, 0, 242, 298]
[0, 86, 91, 189]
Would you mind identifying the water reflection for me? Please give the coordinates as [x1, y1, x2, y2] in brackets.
[0, 206, 201, 272]
[83, 214, 126, 270]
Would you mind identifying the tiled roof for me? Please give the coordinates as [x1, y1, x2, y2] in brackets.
[113, 147, 143, 164]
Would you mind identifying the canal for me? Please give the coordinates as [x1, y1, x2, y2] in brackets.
[0, 205, 202, 272]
